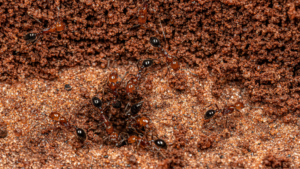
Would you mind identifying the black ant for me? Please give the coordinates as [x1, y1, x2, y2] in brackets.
[125, 102, 155, 136]
[24, 7, 65, 43]
[204, 102, 245, 120]
[124, 59, 153, 109]
[49, 112, 86, 140]
[76, 128, 87, 142]
[91, 97, 127, 147]
[125, 102, 143, 132]
[150, 37, 199, 91]
[150, 37, 180, 71]
[125, 59, 153, 94]
[127, 134, 167, 158]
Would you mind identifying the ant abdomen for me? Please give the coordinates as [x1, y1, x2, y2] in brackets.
[106, 124, 114, 135]
[24, 33, 37, 42]
[76, 128, 87, 141]
[235, 102, 244, 110]
[56, 21, 65, 32]
[131, 102, 143, 115]
[137, 116, 150, 128]
[170, 61, 180, 71]
[92, 97, 102, 108]
[154, 139, 167, 149]
[126, 82, 135, 94]
[204, 110, 216, 119]
[142, 59, 153, 68]
[128, 135, 137, 144]
[150, 37, 161, 47]
[108, 72, 118, 83]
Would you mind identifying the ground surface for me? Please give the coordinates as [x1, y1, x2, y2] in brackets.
[1, 0, 300, 168]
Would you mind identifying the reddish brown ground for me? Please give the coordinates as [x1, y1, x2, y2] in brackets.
[0, 0, 300, 168]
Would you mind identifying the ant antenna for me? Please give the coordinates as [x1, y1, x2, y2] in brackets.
[158, 16, 166, 42]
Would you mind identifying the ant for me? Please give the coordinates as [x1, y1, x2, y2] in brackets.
[127, 135, 167, 158]
[127, 0, 166, 40]
[204, 102, 245, 120]
[150, 37, 180, 72]
[150, 37, 201, 92]
[91, 97, 127, 147]
[107, 71, 127, 108]
[49, 112, 90, 154]
[125, 102, 154, 136]
[129, 0, 149, 29]
[24, 7, 65, 43]
[125, 101, 144, 117]
[49, 112, 73, 130]
[125, 59, 153, 109]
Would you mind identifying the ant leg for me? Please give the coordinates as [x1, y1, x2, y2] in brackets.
[203, 103, 212, 110]
[130, 24, 141, 30]
[116, 132, 129, 147]
[152, 146, 166, 158]
[103, 136, 109, 144]
[137, 128, 146, 135]
[136, 139, 141, 152]
[28, 14, 42, 23]
[29, 34, 42, 44]
[215, 104, 220, 113]
[107, 60, 110, 70]
[127, 16, 137, 24]
[124, 105, 130, 114]
[120, 132, 130, 140]
[124, 93, 132, 112]
[158, 15, 166, 42]
[119, 71, 128, 85]
[137, 59, 142, 70]
[235, 108, 243, 117]
[246, 103, 263, 110]
[163, 63, 171, 78]
[130, 126, 142, 136]
[57, 6, 60, 18]
[140, 24, 148, 30]
[108, 113, 111, 121]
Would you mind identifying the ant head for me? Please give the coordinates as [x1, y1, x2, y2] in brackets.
[150, 37, 161, 47]
[24, 33, 37, 42]
[131, 102, 143, 115]
[112, 101, 121, 108]
[92, 97, 102, 108]
[76, 128, 86, 141]
[49, 112, 60, 121]
[204, 110, 216, 119]
[108, 71, 118, 83]
[142, 59, 153, 68]
[154, 139, 167, 149]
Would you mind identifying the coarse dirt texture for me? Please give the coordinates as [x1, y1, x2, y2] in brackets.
[0, 0, 300, 168]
